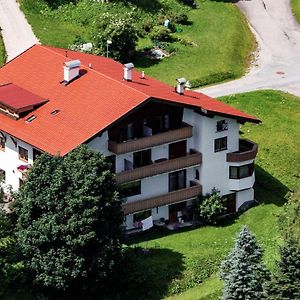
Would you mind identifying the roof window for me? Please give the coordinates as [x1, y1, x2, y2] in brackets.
[51, 109, 61, 116]
[25, 115, 36, 123]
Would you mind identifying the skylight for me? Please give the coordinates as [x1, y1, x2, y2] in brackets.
[51, 109, 61, 116]
[25, 115, 36, 123]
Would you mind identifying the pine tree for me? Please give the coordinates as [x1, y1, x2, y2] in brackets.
[267, 238, 300, 299]
[267, 190, 300, 299]
[220, 226, 269, 300]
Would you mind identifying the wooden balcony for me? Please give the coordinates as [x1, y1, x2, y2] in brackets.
[116, 150, 202, 184]
[108, 123, 193, 155]
[122, 181, 202, 215]
[227, 139, 258, 163]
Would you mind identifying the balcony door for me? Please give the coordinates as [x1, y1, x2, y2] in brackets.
[169, 169, 186, 192]
[169, 140, 187, 160]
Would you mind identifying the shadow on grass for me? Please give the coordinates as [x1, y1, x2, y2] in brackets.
[118, 0, 164, 12]
[133, 51, 161, 69]
[254, 165, 289, 206]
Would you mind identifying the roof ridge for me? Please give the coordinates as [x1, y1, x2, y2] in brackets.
[39, 45, 150, 99]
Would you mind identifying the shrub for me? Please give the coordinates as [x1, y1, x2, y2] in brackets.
[190, 72, 235, 88]
[198, 188, 227, 224]
[149, 26, 172, 42]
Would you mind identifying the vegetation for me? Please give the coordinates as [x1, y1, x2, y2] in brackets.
[197, 188, 227, 224]
[220, 226, 269, 299]
[267, 190, 300, 299]
[0, 33, 6, 66]
[92, 12, 139, 62]
[19, 0, 254, 87]
[0, 210, 24, 296]
[291, 0, 300, 24]
[14, 145, 123, 292]
[123, 90, 300, 299]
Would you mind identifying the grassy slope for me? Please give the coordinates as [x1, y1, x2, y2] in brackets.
[19, 0, 254, 86]
[291, 0, 300, 23]
[136, 1, 253, 86]
[127, 90, 300, 300]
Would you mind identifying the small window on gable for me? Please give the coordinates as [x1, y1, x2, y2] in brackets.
[25, 115, 36, 123]
[214, 137, 227, 152]
[19, 146, 28, 162]
[216, 120, 228, 132]
[0, 136, 5, 151]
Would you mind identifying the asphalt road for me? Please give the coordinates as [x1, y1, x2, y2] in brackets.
[0, 0, 38, 62]
[197, 0, 300, 97]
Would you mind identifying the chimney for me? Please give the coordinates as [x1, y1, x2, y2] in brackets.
[63, 60, 81, 83]
[123, 63, 134, 81]
[176, 78, 187, 95]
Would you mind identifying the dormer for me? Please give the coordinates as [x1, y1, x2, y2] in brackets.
[0, 83, 48, 120]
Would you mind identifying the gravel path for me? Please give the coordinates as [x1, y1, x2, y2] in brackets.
[0, 0, 38, 62]
[197, 0, 300, 97]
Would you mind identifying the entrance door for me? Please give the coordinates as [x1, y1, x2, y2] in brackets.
[168, 202, 187, 223]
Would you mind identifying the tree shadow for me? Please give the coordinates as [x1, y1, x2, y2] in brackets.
[133, 51, 162, 69]
[116, 0, 164, 12]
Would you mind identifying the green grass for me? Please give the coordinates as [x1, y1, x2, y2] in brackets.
[0, 33, 6, 66]
[291, 0, 300, 24]
[125, 90, 300, 299]
[19, 0, 254, 87]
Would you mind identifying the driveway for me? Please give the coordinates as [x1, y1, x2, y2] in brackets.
[197, 0, 300, 97]
[0, 0, 38, 62]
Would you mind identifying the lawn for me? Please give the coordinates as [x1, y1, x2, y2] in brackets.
[125, 90, 300, 300]
[291, 0, 300, 24]
[0, 34, 6, 66]
[19, 0, 254, 87]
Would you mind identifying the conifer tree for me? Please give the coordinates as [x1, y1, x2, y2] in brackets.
[220, 226, 269, 300]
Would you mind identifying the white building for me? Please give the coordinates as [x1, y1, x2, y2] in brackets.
[0, 45, 260, 230]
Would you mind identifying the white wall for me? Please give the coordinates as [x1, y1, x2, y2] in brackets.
[0, 133, 34, 191]
[236, 188, 254, 209]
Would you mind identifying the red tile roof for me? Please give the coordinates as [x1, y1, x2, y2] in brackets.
[0, 83, 47, 113]
[0, 45, 259, 155]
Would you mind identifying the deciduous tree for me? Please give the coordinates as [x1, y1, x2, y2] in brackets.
[15, 145, 123, 291]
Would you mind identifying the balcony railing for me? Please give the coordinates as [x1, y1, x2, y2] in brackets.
[108, 123, 193, 155]
[116, 150, 202, 184]
[122, 181, 202, 215]
[227, 139, 258, 162]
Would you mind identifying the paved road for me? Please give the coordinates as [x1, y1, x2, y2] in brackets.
[198, 0, 300, 97]
[0, 0, 38, 62]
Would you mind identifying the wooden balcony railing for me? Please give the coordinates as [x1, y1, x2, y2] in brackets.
[227, 139, 258, 162]
[122, 181, 202, 215]
[108, 123, 193, 155]
[116, 151, 202, 184]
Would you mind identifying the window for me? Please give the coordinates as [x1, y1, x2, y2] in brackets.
[0, 136, 5, 151]
[229, 163, 254, 179]
[195, 169, 200, 180]
[18, 146, 28, 162]
[169, 140, 186, 159]
[25, 115, 36, 123]
[214, 137, 227, 152]
[133, 149, 152, 168]
[216, 120, 228, 132]
[0, 169, 5, 183]
[169, 170, 186, 192]
[106, 155, 116, 172]
[120, 181, 141, 198]
[33, 148, 42, 161]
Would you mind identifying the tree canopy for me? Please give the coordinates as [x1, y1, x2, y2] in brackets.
[14, 145, 123, 291]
